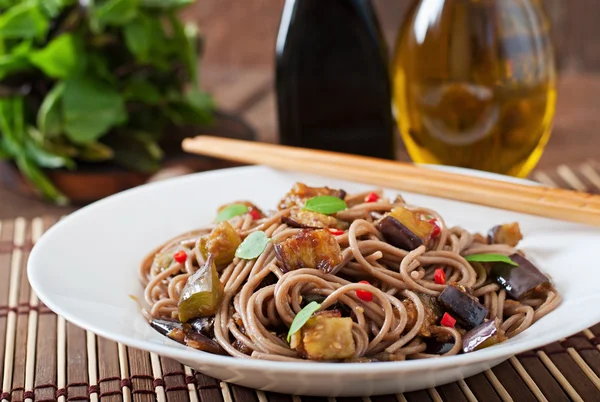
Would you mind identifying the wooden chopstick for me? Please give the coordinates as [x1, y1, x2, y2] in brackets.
[182, 136, 600, 227]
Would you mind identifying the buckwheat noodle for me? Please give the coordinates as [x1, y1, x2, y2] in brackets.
[140, 189, 560, 362]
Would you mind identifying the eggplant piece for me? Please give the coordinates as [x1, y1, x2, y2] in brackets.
[274, 229, 343, 273]
[188, 317, 215, 338]
[178, 255, 223, 322]
[487, 223, 523, 247]
[199, 221, 242, 266]
[403, 294, 441, 337]
[462, 320, 505, 353]
[282, 209, 349, 230]
[377, 207, 437, 250]
[492, 253, 550, 300]
[425, 340, 455, 355]
[150, 318, 186, 342]
[438, 285, 488, 329]
[295, 310, 356, 360]
[278, 182, 346, 210]
[149, 318, 225, 354]
[377, 215, 423, 250]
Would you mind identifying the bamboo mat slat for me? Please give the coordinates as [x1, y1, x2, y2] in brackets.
[0, 162, 599, 402]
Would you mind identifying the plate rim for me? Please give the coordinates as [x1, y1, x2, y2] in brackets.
[27, 164, 600, 375]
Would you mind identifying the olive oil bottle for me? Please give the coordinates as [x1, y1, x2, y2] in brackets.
[393, 0, 556, 177]
[276, 0, 395, 159]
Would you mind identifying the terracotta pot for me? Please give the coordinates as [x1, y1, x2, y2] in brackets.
[0, 111, 255, 205]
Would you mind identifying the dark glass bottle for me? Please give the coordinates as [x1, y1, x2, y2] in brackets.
[275, 0, 396, 159]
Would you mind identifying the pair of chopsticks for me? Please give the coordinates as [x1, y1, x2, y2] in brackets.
[182, 136, 600, 227]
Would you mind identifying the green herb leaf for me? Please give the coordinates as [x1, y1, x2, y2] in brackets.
[123, 80, 162, 104]
[37, 82, 65, 137]
[101, 130, 160, 173]
[141, 0, 193, 8]
[287, 301, 321, 342]
[465, 254, 518, 266]
[303, 195, 347, 215]
[25, 139, 74, 169]
[216, 204, 249, 223]
[29, 33, 81, 79]
[77, 141, 114, 161]
[235, 231, 270, 260]
[62, 77, 127, 143]
[39, 0, 75, 18]
[0, 40, 32, 80]
[16, 155, 68, 205]
[123, 14, 151, 62]
[91, 0, 140, 31]
[0, 3, 49, 39]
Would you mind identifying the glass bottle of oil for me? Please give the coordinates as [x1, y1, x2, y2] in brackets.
[393, 0, 556, 177]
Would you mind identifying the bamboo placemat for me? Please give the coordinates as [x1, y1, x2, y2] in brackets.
[2, 160, 600, 402]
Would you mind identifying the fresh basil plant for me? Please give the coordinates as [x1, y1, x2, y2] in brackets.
[0, 0, 213, 203]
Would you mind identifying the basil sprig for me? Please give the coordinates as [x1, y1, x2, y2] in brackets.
[303, 195, 347, 215]
[465, 253, 518, 266]
[235, 231, 270, 260]
[287, 301, 321, 342]
[216, 204, 248, 222]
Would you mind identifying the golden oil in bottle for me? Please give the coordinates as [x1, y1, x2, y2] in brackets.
[393, 0, 556, 177]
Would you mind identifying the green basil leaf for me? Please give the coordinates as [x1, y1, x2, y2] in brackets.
[29, 33, 80, 79]
[37, 82, 65, 137]
[0, 40, 32, 79]
[62, 77, 127, 143]
[25, 139, 74, 169]
[101, 130, 160, 173]
[123, 14, 151, 62]
[91, 0, 140, 30]
[235, 231, 270, 260]
[465, 254, 518, 266]
[15, 155, 68, 205]
[123, 80, 162, 104]
[216, 204, 248, 223]
[39, 0, 75, 18]
[0, 3, 49, 39]
[303, 195, 347, 215]
[287, 301, 321, 342]
[77, 141, 114, 161]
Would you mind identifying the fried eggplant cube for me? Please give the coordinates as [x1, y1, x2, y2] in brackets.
[403, 294, 442, 337]
[199, 221, 242, 266]
[278, 182, 346, 210]
[282, 209, 349, 230]
[297, 311, 356, 360]
[377, 206, 437, 250]
[178, 256, 223, 322]
[487, 223, 523, 247]
[274, 229, 342, 273]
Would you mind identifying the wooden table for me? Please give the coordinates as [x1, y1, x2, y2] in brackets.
[1, 68, 599, 219]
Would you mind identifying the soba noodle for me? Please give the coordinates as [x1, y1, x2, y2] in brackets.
[140, 185, 560, 362]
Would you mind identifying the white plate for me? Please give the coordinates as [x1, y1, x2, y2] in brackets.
[28, 165, 600, 396]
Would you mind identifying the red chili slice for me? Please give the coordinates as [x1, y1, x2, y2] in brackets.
[434, 268, 446, 285]
[441, 312, 456, 328]
[249, 209, 262, 220]
[364, 192, 380, 203]
[356, 280, 373, 302]
[174, 250, 187, 264]
[328, 228, 344, 236]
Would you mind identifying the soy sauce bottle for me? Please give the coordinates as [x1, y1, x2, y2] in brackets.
[275, 0, 396, 159]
